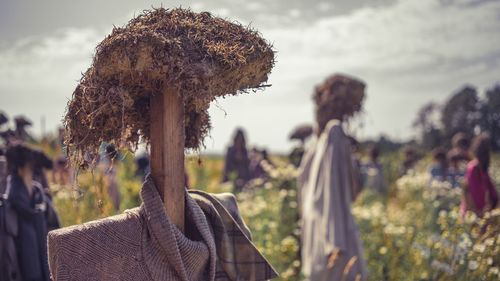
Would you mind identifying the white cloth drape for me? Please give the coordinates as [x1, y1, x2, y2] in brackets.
[299, 120, 366, 281]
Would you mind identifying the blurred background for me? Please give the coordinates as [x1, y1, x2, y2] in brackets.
[1, 0, 499, 153]
[1, 1, 500, 281]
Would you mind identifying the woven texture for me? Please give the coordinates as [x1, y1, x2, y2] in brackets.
[48, 176, 277, 281]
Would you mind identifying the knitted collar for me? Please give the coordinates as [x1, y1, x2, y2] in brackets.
[140, 176, 278, 281]
[140, 176, 216, 281]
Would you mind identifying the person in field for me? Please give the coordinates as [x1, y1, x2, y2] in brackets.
[299, 74, 366, 281]
[288, 125, 314, 167]
[361, 144, 385, 194]
[428, 147, 450, 184]
[348, 136, 363, 192]
[5, 143, 51, 281]
[400, 147, 420, 176]
[31, 149, 60, 232]
[451, 132, 471, 162]
[13, 116, 33, 142]
[461, 133, 499, 217]
[447, 148, 467, 188]
[1, 112, 10, 194]
[249, 148, 272, 179]
[222, 128, 251, 191]
[0, 150, 6, 194]
[101, 144, 120, 210]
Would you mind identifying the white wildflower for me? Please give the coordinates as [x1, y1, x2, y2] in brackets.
[468, 260, 479, 270]
[439, 210, 448, 218]
[473, 243, 486, 253]
[485, 238, 495, 247]
[491, 208, 500, 217]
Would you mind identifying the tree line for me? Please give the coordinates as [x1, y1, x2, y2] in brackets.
[413, 83, 500, 151]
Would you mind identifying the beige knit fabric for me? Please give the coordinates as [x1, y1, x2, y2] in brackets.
[47, 176, 277, 281]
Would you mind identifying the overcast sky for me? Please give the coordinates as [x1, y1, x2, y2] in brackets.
[1, 0, 499, 153]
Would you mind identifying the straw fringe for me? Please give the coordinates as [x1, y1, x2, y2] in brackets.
[65, 8, 275, 163]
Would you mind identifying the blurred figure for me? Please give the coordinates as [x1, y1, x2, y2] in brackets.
[13, 116, 32, 142]
[32, 149, 60, 232]
[288, 125, 313, 167]
[52, 157, 71, 186]
[0, 149, 6, 194]
[250, 148, 272, 179]
[300, 74, 366, 281]
[222, 128, 251, 191]
[348, 136, 363, 193]
[401, 147, 419, 176]
[0, 111, 7, 186]
[0, 111, 8, 128]
[451, 132, 471, 161]
[0, 129, 16, 147]
[447, 148, 467, 188]
[461, 133, 498, 217]
[102, 144, 120, 210]
[134, 153, 190, 188]
[5, 143, 51, 281]
[0, 111, 9, 144]
[32, 150, 53, 191]
[428, 147, 450, 184]
[1, 153, 22, 281]
[362, 144, 385, 194]
[135, 153, 150, 181]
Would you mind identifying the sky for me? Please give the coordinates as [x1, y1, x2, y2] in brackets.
[1, 0, 499, 154]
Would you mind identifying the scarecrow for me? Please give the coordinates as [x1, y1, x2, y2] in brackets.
[288, 125, 313, 167]
[299, 74, 366, 281]
[222, 129, 251, 191]
[48, 8, 277, 281]
[13, 116, 32, 142]
[0, 112, 8, 128]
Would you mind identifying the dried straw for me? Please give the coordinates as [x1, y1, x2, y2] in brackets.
[65, 8, 274, 161]
[314, 74, 365, 134]
[341, 256, 358, 281]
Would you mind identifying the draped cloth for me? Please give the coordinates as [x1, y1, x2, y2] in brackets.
[461, 159, 499, 215]
[299, 120, 366, 281]
[48, 176, 277, 281]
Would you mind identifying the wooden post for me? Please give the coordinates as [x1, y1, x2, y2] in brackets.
[150, 87, 185, 233]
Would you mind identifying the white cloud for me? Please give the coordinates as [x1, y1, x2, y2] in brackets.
[213, 7, 230, 17]
[246, 2, 264, 11]
[318, 2, 334, 11]
[288, 9, 301, 18]
[239, 0, 500, 145]
[0, 28, 103, 135]
[191, 2, 205, 11]
[1, 0, 499, 152]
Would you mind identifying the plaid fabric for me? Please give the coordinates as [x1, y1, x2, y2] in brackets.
[189, 190, 278, 281]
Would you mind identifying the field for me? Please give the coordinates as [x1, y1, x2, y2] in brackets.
[48, 151, 500, 281]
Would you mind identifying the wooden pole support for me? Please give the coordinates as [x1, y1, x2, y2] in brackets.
[150, 87, 185, 233]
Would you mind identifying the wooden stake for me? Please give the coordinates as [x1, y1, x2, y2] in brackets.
[150, 87, 185, 233]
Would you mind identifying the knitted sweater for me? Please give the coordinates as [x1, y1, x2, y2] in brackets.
[47, 176, 277, 281]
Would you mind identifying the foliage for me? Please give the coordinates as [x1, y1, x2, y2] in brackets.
[238, 159, 302, 281]
[353, 155, 500, 281]
[441, 86, 479, 145]
[49, 151, 500, 281]
[481, 85, 500, 151]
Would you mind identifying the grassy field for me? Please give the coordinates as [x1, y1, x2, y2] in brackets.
[48, 151, 500, 280]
